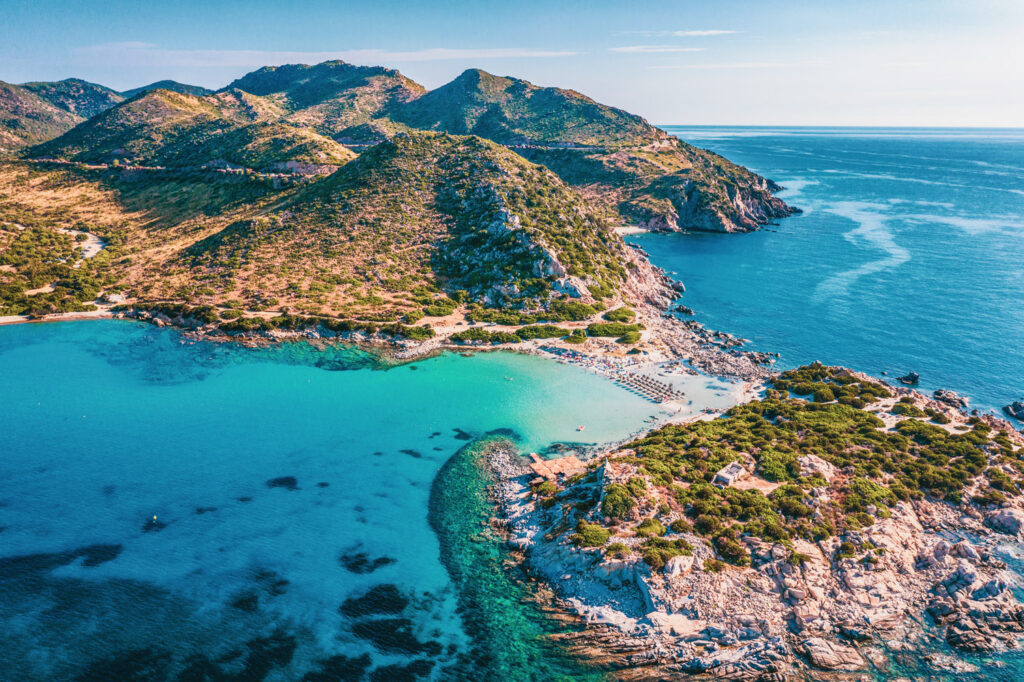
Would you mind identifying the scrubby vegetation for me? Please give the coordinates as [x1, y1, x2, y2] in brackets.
[586, 322, 641, 337]
[0, 218, 119, 316]
[543, 364, 1022, 571]
[2, 59, 793, 327]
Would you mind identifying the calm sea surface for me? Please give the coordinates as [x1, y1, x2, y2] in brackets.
[642, 126, 1024, 413]
[0, 320, 740, 680]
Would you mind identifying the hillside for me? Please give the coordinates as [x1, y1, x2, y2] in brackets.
[13, 61, 795, 232]
[20, 78, 124, 119]
[179, 131, 628, 317]
[1, 132, 635, 326]
[521, 138, 796, 232]
[28, 89, 354, 172]
[224, 60, 425, 135]
[0, 81, 83, 153]
[380, 68, 796, 231]
[120, 80, 212, 99]
[386, 68, 658, 148]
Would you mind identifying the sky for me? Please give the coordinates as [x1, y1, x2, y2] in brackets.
[3, 0, 1022, 127]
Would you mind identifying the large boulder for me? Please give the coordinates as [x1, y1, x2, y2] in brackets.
[799, 637, 865, 671]
[1003, 400, 1024, 421]
[985, 508, 1024, 536]
[664, 554, 694, 576]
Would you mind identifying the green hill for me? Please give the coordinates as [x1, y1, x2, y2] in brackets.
[20, 78, 124, 119]
[386, 68, 657, 148]
[28, 89, 354, 171]
[379, 68, 795, 231]
[224, 60, 425, 135]
[182, 131, 626, 315]
[120, 80, 211, 99]
[0, 81, 83, 153]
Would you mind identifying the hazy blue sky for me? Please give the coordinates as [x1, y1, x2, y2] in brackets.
[3, 0, 1022, 126]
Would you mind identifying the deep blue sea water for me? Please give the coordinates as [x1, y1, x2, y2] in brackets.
[0, 320, 741, 680]
[642, 126, 1024, 413]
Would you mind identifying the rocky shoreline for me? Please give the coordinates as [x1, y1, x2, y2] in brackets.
[93, 230, 776, 386]
[485, 381, 1024, 680]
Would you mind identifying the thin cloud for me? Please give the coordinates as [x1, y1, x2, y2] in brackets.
[73, 43, 579, 68]
[610, 46, 706, 53]
[648, 62, 782, 70]
[673, 30, 737, 37]
[623, 29, 739, 38]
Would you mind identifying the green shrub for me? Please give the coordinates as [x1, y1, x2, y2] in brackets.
[606, 542, 629, 559]
[813, 386, 836, 402]
[714, 534, 750, 566]
[892, 402, 926, 417]
[532, 480, 558, 497]
[572, 520, 612, 547]
[635, 517, 666, 538]
[601, 484, 635, 519]
[402, 309, 425, 324]
[694, 514, 721, 535]
[602, 307, 635, 323]
[586, 322, 640, 337]
[626, 476, 647, 498]
[617, 331, 640, 344]
[515, 324, 567, 340]
[669, 518, 692, 534]
[564, 329, 587, 344]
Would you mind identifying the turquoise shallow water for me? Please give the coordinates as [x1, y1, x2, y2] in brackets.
[642, 126, 1024, 414]
[0, 320, 692, 680]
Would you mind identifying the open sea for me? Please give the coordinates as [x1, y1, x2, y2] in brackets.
[645, 126, 1024, 414]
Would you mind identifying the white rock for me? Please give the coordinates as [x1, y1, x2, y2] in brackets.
[664, 554, 694, 576]
[985, 508, 1024, 535]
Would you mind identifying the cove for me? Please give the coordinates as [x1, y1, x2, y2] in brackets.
[0, 319, 696, 679]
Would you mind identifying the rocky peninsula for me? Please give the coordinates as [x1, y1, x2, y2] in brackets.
[487, 365, 1024, 679]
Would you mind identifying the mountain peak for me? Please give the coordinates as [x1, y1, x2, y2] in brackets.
[120, 80, 212, 100]
[385, 69, 656, 147]
[19, 78, 124, 119]
[224, 60, 425, 135]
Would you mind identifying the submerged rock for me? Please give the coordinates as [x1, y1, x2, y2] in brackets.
[230, 593, 259, 612]
[266, 476, 299, 490]
[340, 584, 410, 618]
[339, 547, 397, 574]
[301, 653, 372, 682]
[368, 659, 434, 682]
[0, 544, 123, 578]
[75, 647, 172, 681]
[351, 618, 443, 656]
